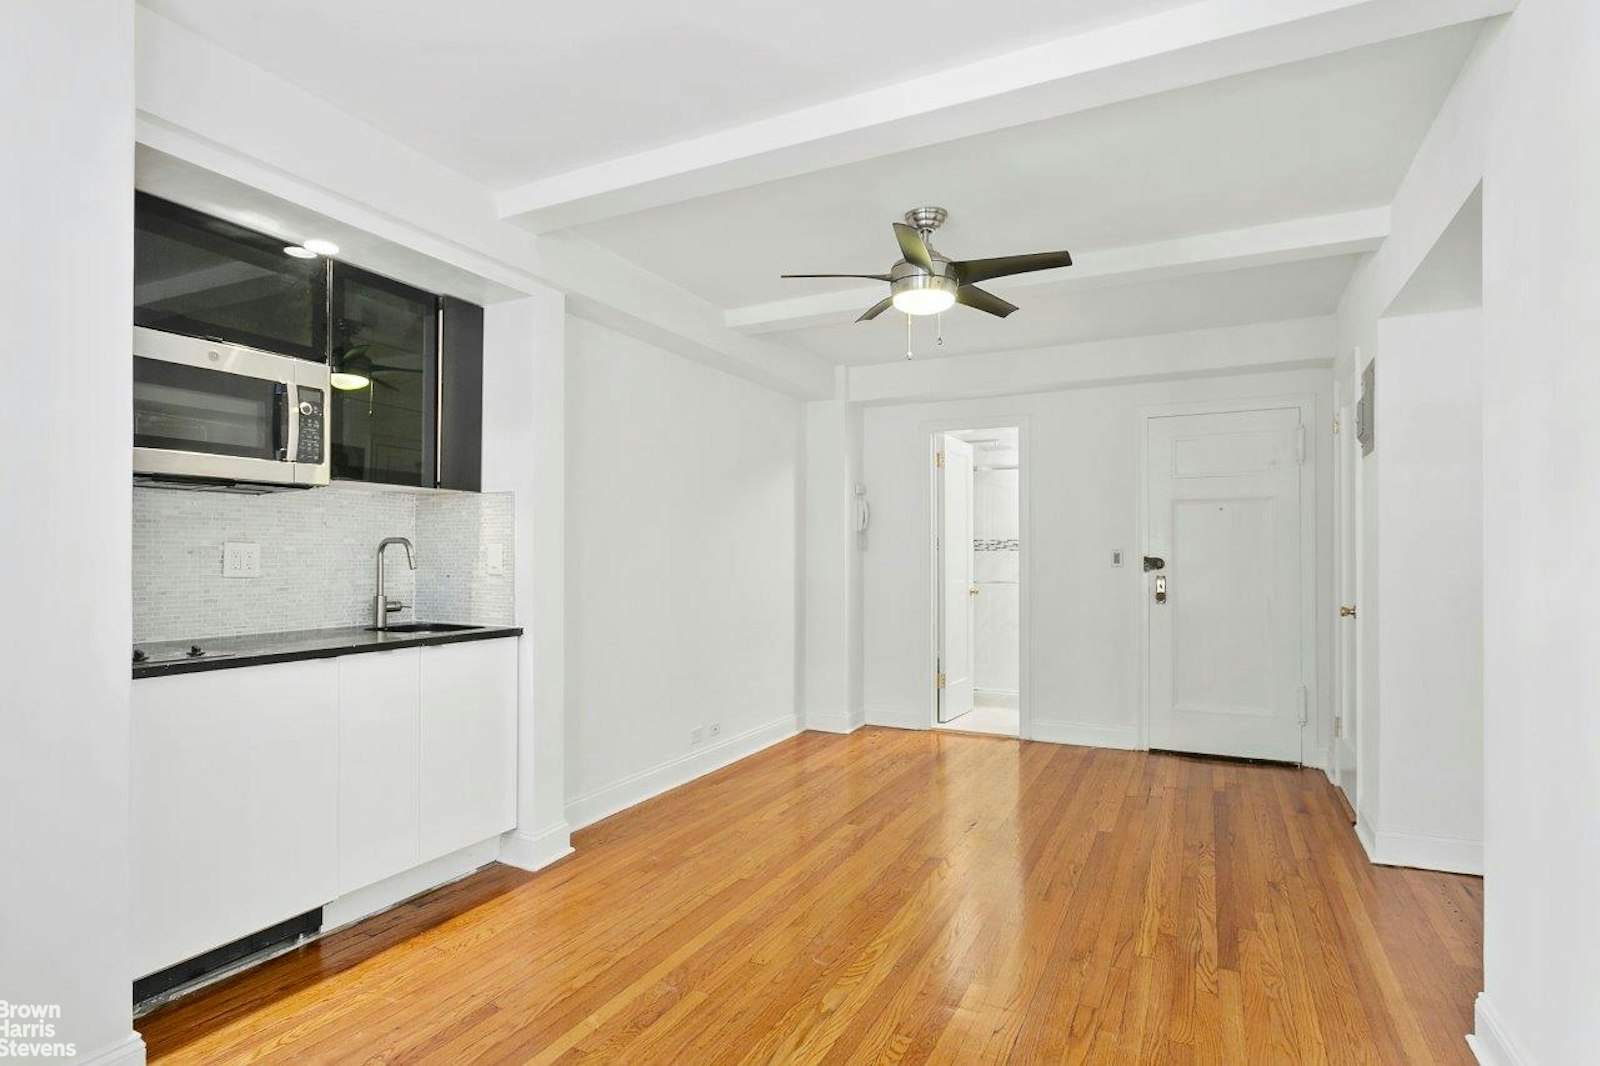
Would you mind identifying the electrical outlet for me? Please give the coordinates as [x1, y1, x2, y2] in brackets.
[708, 722, 722, 739]
[481, 543, 505, 576]
[222, 542, 261, 579]
[690, 726, 705, 746]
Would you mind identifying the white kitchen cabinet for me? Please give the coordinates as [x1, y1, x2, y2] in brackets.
[337, 648, 421, 894]
[132, 659, 339, 978]
[419, 639, 518, 861]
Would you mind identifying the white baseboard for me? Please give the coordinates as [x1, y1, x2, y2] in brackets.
[805, 710, 865, 734]
[322, 837, 501, 932]
[1355, 820, 1482, 876]
[1028, 719, 1142, 751]
[864, 706, 929, 731]
[499, 821, 574, 873]
[1355, 816, 1380, 862]
[975, 689, 1020, 709]
[1468, 993, 1532, 1066]
[76, 1033, 147, 1066]
[565, 714, 799, 830]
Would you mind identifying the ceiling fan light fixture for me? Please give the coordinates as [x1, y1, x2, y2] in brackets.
[891, 274, 956, 316]
[330, 370, 371, 391]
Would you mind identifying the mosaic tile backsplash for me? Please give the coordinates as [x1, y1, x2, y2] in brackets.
[133, 484, 515, 642]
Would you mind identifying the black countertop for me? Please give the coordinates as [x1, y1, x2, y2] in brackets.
[133, 623, 522, 679]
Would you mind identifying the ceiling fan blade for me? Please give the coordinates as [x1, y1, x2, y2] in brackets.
[954, 284, 1019, 318]
[781, 273, 892, 281]
[892, 223, 936, 273]
[857, 296, 894, 322]
[951, 250, 1073, 286]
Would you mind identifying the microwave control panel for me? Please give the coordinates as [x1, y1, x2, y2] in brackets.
[296, 387, 324, 464]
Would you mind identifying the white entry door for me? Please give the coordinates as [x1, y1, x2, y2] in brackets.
[938, 436, 975, 723]
[1146, 407, 1306, 761]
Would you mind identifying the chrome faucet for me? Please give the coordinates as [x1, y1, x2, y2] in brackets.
[374, 536, 415, 628]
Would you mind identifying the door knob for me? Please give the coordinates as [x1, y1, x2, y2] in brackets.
[1340, 604, 1357, 618]
[1154, 575, 1167, 604]
[969, 585, 981, 596]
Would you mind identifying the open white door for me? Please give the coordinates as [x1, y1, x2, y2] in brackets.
[938, 436, 975, 723]
[1146, 408, 1306, 762]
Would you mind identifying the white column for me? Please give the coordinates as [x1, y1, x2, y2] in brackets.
[0, 3, 144, 1064]
[802, 367, 864, 732]
[482, 288, 573, 870]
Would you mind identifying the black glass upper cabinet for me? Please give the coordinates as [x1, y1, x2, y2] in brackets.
[134, 192, 327, 362]
[329, 265, 438, 487]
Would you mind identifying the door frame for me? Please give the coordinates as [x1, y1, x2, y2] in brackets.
[1136, 394, 1320, 760]
[924, 417, 1032, 739]
[1333, 375, 1360, 803]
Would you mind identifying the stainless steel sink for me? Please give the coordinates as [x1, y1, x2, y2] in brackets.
[365, 622, 485, 634]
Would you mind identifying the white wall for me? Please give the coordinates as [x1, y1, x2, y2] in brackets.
[1334, 6, 1600, 1057]
[1478, 1, 1600, 1060]
[0, 3, 143, 1064]
[1359, 309, 1484, 874]
[855, 323, 1334, 752]
[564, 318, 803, 827]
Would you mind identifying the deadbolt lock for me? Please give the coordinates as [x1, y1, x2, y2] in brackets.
[1154, 575, 1168, 604]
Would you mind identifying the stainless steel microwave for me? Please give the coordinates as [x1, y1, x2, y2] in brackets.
[133, 326, 330, 489]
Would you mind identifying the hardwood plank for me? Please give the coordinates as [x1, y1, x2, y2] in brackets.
[138, 730, 1482, 1065]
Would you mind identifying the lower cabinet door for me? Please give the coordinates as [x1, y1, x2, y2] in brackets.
[132, 659, 339, 978]
[419, 639, 518, 861]
[337, 648, 421, 894]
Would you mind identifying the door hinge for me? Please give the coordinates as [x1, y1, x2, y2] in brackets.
[1298, 684, 1309, 726]
[1331, 414, 1341, 436]
[936, 672, 946, 690]
[935, 450, 945, 469]
[1333, 714, 1344, 739]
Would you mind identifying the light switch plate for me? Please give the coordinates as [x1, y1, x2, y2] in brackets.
[1111, 549, 1124, 568]
[222, 542, 261, 579]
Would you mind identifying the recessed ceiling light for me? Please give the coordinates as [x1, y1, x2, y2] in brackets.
[283, 245, 317, 259]
[301, 238, 340, 257]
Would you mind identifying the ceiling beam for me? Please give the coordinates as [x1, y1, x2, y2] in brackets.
[497, 0, 1513, 233]
[725, 208, 1390, 334]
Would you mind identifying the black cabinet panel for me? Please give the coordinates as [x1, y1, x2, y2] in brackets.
[135, 192, 327, 362]
[329, 265, 437, 487]
[438, 297, 484, 491]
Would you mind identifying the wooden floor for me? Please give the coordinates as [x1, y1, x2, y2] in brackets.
[139, 729, 1482, 1064]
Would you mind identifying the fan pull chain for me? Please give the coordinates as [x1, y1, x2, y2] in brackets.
[905, 310, 914, 360]
[936, 313, 944, 347]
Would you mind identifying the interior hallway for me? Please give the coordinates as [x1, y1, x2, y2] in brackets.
[138, 729, 1480, 1063]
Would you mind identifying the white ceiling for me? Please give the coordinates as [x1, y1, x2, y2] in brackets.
[140, 2, 1486, 370]
[139, 0, 1197, 189]
[577, 27, 1478, 310]
[797, 255, 1363, 365]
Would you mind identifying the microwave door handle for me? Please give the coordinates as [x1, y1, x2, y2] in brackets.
[276, 382, 296, 462]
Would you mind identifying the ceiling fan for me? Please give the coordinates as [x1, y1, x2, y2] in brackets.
[781, 206, 1074, 322]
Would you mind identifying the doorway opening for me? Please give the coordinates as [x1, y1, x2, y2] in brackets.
[934, 427, 1020, 738]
